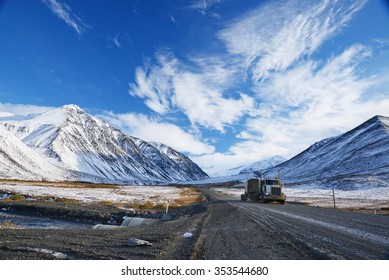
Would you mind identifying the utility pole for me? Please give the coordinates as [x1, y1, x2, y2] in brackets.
[165, 200, 169, 213]
[332, 186, 336, 208]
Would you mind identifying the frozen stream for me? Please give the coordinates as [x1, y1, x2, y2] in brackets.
[0, 211, 91, 229]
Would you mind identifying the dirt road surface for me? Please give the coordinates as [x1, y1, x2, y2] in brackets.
[195, 188, 389, 259]
[0, 187, 388, 259]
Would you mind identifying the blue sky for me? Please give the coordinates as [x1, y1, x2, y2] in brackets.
[0, 0, 389, 175]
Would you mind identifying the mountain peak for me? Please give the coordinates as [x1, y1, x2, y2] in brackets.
[59, 104, 84, 113]
[374, 115, 389, 128]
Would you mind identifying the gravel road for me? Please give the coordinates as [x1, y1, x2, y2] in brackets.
[195, 188, 389, 259]
[0, 187, 388, 260]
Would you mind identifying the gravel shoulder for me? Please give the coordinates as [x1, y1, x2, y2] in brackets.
[0, 200, 208, 260]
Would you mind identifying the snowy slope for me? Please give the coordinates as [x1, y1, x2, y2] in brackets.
[263, 115, 389, 189]
[148, 141, 209, 180]
[239, 155, 286, 175]
[0, 126, 67, 181]
[0, 105, 208, 183]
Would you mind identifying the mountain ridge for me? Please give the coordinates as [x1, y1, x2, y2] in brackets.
[0, 104, 209, 184]
[262, 115, 389, 189]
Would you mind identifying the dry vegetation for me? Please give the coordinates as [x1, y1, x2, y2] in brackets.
[0, 180, 207, 212]
[97, 187, 206, 210]
[172, 188, 206, 206]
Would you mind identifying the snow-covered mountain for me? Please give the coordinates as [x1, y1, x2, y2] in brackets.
[239, 156, 286, 175]
[189, 115, 389, 189]
[202, 155, 287, 178]
[0, 105, 208, 184]
[264, 115, 389, 189]
[0, 125, 68, 181]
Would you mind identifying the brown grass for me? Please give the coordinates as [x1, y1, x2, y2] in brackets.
[99, 200, 114, 206]
[100, 187, 206, 210]
[171, 187, 206, 207]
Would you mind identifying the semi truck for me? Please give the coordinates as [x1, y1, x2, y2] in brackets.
[241, 177, 286, 204]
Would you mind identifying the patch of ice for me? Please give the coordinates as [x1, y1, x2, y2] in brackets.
[183, 232, 193, 238]
[127, 238, 153, 247]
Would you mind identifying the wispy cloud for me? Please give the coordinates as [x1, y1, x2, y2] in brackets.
[186, 0, 222, 18]
[0, 103, 54, 116]
[235, 44, 388, 163]
[109, 34, 122, 48]
[130, 50, 254, 132]
[99, 111, 215, 155]
[218, 0, 367, 80]
[42, 0, 89, 36]
[170, 15, 178, 26]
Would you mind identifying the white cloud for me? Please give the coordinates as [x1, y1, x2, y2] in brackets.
[0, 102, 54, 116]
[257, 44, 372, 109]
[129, 51, 178, 114]
[240, 44, 388, 159]
[130, 51, 255, 132]
[99, 111, 215, 156]
[171, 72, 254, 131]
[42, 0, 88, 36]
[218, 0, 367, 80]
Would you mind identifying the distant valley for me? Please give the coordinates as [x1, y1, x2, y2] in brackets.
[0, 106, 388, 190]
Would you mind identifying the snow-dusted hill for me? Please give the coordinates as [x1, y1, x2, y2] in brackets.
[0, 105, 208, 184]
[264, 115, 389, 189]
[0, 125, 68, 181]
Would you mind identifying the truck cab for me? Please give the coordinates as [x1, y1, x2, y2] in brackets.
[241, 177, 286, 204]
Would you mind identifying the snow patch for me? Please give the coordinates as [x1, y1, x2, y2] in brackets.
[0, 183, 189, 204]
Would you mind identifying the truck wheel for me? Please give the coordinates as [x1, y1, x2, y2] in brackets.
[241, 194, 247, 201]
[253, 193, 260, 202]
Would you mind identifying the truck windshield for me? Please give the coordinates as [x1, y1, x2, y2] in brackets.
[265, 180, 279, 186]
